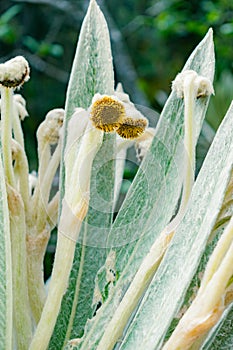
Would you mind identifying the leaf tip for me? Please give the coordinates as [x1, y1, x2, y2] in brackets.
[207, 27, 213, 40]
[89, 0, 99, 11]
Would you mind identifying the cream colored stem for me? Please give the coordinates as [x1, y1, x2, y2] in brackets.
[96, 232, 173, 350]
[30, 126, 103, 349]
[1, 87, 15, 187]
[200, 214, 233, 291]
[31, 138, 51, 219]
[12, 103, 24, 148]
[47, 191, 59, 229]
[36, 143, 61, 232]
[27, 145, 60, 323]
[27, 230, 49, 324]
[163, 217, 233, 350]
[165, 74, 197, 234]
[29, 218, 82, 350]
[8, 185, 33, 349]
[97, 75, 199, 350]
[13, 140, 30, 217]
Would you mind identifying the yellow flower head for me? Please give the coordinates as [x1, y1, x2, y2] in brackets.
[116, 117, 148, 139]
[89, 91, 149, 140]
[90, 95, 125, 132]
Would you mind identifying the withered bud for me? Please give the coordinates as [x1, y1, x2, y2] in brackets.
[116, 117, 148, 139]
[172, 70, 214, 99]
[37, 108, 64, 145]
[14, 94, 28, 120]
[0, 56, 30, 88]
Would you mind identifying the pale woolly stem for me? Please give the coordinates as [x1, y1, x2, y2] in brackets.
[12, 103, 24, 148]
[163, 216, 233, 350]
[97, 73, 213, 349]
[29, 216, 83, 350]
[7, 184, 33, 349]
[36, 143, 61, 232]
[12, 140, 30, 218]
[31, 143, 50, 220]
[29, 127, 103, 350]
[165, 73, 197, 234]
[47, 191, 59, 229]
[200, 213, 233, 292]
[27, 145, 61, 323]
[27, 229, 50, 325]
[96, 233, 173, 350]
[1, 87, 15, 187]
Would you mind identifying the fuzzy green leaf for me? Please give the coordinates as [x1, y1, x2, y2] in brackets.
[59, 0, 114, 203]
[119, 102, 233, 350]
[50, 0, 115, 348]
[0, 149, 12, 349]
[74, 29, 215, 350]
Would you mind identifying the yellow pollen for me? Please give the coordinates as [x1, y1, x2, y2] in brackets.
[90, 96, 125, 132]
[116, 117, 148, 139]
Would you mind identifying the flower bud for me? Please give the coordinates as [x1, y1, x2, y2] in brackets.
[14, 94, 28, 121]
[37, 108, 64, 145]
[172, 70, 214, 98]
[0, 56, 30, 88]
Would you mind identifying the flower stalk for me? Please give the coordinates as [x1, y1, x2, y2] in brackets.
[1, 87, 15, 187]
[29, 119, 103, 350]
[166, 70, 214, 233]
[11, 139, 30, 218]
[0, 56, 32, 349]
[7, 184, 33, 350]
[12, 94, 28, 149]
[96, 71, 214, 350]
[163, 215, 233, 350]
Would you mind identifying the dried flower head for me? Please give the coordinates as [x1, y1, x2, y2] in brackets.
[195, 75, 215, 98]
[116, 117, 148, 139]
[0, 56, 30, 88]
[90, 94, 125, 132]
[172, 70, 214, 99]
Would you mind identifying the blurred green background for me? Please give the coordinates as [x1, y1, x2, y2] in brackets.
[1, 0, 233, 170]
[1, 0, 233, 279]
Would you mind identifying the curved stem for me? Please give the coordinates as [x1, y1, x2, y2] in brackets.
[163, 217, 233, 350]
[13, 140, 30, 218]
[12, 103, 25, 148]
[29, 214, 83, 350]
[36, 143, 61, 232]
[165, 74, 197, 234]
[31, 130, 51, 221]
[96, 232, 173, 350]
[27, 229, 49, 325]
[7, 184, 33, 349]
[97, 75, 199, 350]
[47, 191, 59, 229]
[1, 87, 15, 187]
[27, 144, 61, 323]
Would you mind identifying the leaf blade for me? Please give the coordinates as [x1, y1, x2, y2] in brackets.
[76, 29, 215, 350]
[119, 102, 233, 350]
[50, 1, 115, 348]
